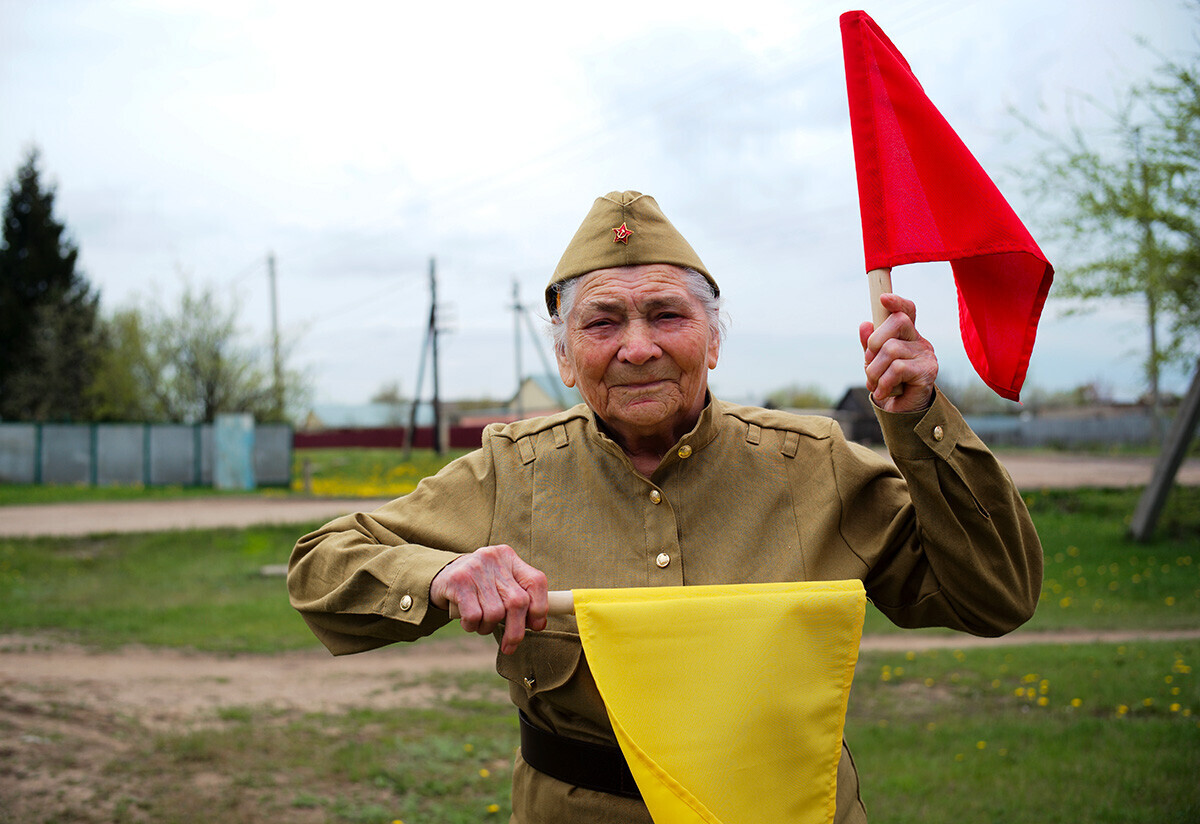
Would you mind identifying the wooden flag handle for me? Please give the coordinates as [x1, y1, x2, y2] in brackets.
[868, 267, 903, 398]
[448, 590, 575, 619]
[868, 267, 893, 328]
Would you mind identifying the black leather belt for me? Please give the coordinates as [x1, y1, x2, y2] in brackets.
[518, 711, 642, 799]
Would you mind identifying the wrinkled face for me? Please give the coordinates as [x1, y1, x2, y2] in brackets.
[556, 265, 719, 446]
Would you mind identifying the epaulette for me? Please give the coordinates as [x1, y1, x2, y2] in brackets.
[719, 402, 835, 441]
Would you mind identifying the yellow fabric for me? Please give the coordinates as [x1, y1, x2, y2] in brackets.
[574, 580, 866, 824]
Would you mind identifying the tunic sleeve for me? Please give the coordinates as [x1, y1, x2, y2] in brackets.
[287, 439, 501, 655]
[843, 390, 1043, 636]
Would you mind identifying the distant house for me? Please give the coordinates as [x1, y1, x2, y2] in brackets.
[835, 387, 883, 445]
[301, 401, 435, 432]
[456, 375, 583, 428]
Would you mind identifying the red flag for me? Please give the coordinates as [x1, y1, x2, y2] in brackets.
[840, 10, 1053, 401]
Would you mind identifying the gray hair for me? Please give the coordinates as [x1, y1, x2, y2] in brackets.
[549, 267, 726, 359]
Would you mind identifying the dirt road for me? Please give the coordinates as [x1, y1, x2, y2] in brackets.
[2, 452, 1198, 538]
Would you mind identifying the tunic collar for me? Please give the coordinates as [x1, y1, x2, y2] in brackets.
[584, 394, 723, 476]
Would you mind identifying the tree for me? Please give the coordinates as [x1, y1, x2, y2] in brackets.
[1017, 40, 1200, 429]
[89, 282, 308, 424]
[763, 383, 832, 410]
[370, 381, 408, 426]
[0, 148, 101, 420]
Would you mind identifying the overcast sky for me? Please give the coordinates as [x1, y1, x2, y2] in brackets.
[3, 0, 1197, 408]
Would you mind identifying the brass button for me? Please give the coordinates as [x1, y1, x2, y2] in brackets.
[656, 552, 671, 568]
[932, 425, 945, 442]
[523, 676, 536, 690]
[399, 594, 413, 611]
[677, 444, 693, 459]
[649, 489, 662, 504]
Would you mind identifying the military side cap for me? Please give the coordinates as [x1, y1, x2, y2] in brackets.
[545, 190, 717, 315]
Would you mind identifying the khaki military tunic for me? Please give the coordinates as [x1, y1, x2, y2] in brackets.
[289, 393, 1042, 823]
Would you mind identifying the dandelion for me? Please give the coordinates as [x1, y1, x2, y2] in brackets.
[479, 768, 491, 778]
[905, 651, 916, 661]
[925, 678, 936, 688]
[976, 741, 987, 750]
[1059, 596, 1072, 608]
[1172, 687, 1181, 696]
[486, 803, 501, 814]
[954, 753, 964, 762]
[1071, 698, 1082, 708]
[464, 743, 475, 753]
[998, 748, 1009, 757]
[1117, 704, 1129, 715]
[1165, 596, 1176, 606]
[1170, 703, 1182, 713]
[1143, 698, 1155, 708]
[1037, 696, 1049, 707]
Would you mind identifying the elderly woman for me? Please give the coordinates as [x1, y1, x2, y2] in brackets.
[288, 191, 1042, 823]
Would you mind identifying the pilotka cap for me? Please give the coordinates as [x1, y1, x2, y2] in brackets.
[545, 190, 718, 315]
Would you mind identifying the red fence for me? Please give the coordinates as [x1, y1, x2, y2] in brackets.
[293, 426, 486, 450]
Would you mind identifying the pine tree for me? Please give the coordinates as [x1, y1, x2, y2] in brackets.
[0, 148, 100, 420]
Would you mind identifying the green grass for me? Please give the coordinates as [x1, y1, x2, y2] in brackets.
[1, 487, 1197, 652]
[0, 523, 320, 652]
[1022, 487, 1199, 631]
[0, 482, 266, 506]
[847, 640, 1199, 822]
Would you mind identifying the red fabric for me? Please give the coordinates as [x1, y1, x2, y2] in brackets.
[840, 10, 1053, 401]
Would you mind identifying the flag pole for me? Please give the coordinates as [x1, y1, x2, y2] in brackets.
[868, 267, 893, 328]
[868, 266, 905, 397]
[449, 590, 575, 619]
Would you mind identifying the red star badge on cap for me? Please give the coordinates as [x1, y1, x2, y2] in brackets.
[612, 222, 633, 244]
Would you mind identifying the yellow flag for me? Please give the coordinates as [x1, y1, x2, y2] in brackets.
[574, 580, 866, 824]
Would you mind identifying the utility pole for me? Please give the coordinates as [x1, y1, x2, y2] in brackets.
[429, 257, 443, 455]
[509, 279, 568, 415]
[405, 257, 444, 457]
[512, 279, 524, 420]
[268, 252, 284, 419]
